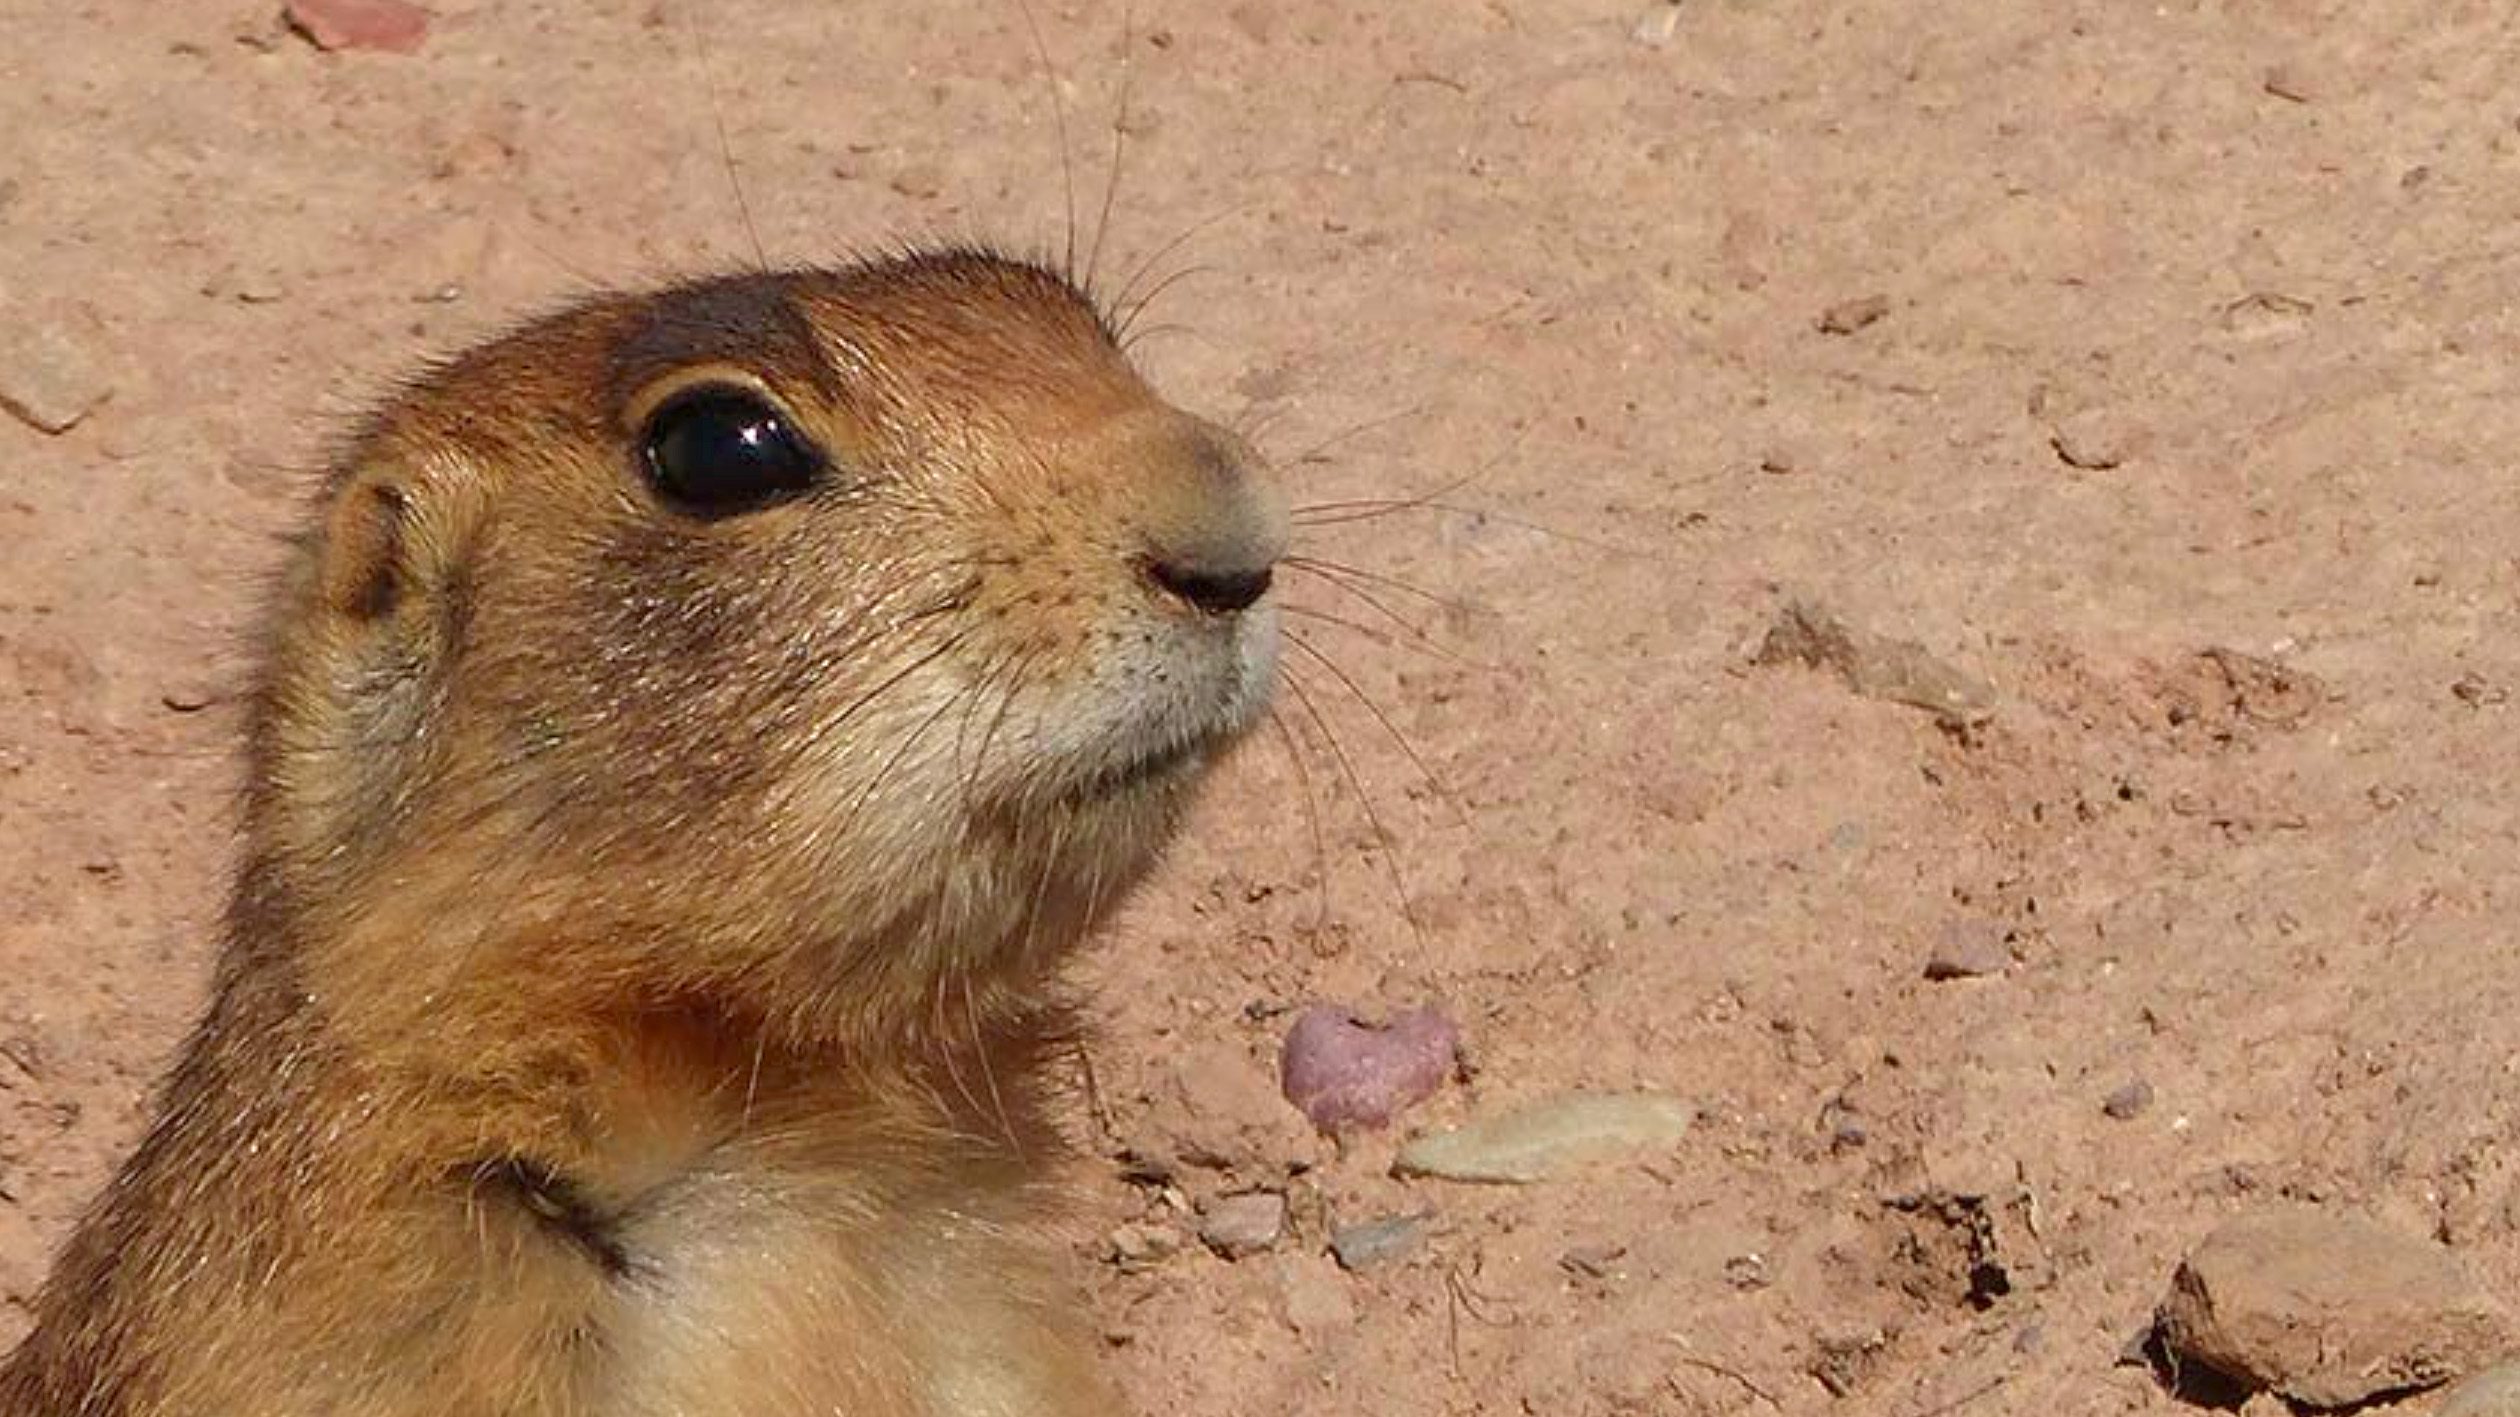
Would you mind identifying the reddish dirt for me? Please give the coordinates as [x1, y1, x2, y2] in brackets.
[7, 2, 2520, 1414]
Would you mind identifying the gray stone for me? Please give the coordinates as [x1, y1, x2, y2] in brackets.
[1329, 1214, 1428, 1271]
[1395, 1091, 1693, 1185]
[1197, 1191, 1287, 1260]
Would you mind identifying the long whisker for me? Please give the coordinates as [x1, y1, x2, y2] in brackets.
[1283, 554, 1480, 620]
[1283, 629, 1469, 834]
[1108, 204, 1248, 335]
[1280, 602, 1489, 671]
[1083, 4, 1137, 298]
[1010, 0, 1080, 281]
[1298, 499, 1670, 560]
[1261, 706, 1333, 946]
[1113, 262, 1216, 342]
[1278, 665, 1427, 965]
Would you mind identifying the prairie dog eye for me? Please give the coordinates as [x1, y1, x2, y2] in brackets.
[638, 386, 821, 516]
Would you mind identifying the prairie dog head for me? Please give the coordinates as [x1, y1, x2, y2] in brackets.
[254, 250, 1285, 1047]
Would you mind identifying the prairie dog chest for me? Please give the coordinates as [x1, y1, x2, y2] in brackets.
[581, 1166, 1089, 1417]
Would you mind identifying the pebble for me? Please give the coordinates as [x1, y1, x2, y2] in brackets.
[2438, 1362, 2520, 1417]
[284, 0, 431, 54]
[2155, 1208, 2509, 1407]
[1329, 1213, 1428, 1272]
[2102, 1078, 2154, 1120]
[1395, 1091, 1693, 1185]
[1197, 1191, 1287, 1260]
[2051, 407, 2138, 470]
[0, 322, 112, 435]
[1279, 1003, 1459, 1133]
[1103, 1221, 1185, 1273]
[1755, 599, 1998, 730]
[1815, 293, 1890, 336]
[1923, 919, 2012, 980]
[1631, 2, 1683, 47]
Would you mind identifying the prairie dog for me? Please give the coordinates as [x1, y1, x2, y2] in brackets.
[1, 250, 1285, 1415]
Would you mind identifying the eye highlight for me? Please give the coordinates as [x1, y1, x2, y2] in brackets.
[638, 385, 822, 516]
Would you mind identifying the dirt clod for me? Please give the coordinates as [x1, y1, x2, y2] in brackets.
[1923, 919, 2012, 980]
[1756, 600, 1997, 729]
[1816, 294, 1891, 335]
[2154, 1209, 2509, 1407]
[0, 321, 111, 436]
[2101, 1078, 2154, 1120]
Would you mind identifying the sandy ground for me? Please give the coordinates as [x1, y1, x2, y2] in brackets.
[7, 1, 2520, 1413]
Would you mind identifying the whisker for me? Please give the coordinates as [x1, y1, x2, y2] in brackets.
[1261, 705, 1333, 946]
[1009, 0, 1080, 281]
[1283, 554, 1480, 620]
[1278, 404, 1428, 470]
[1278, 665, 1428, 966]
[1108, 205, 1248, 336]
[1281, 601, 1490, 672]
[1297, 499, 1670, 560]
[1283, 628, 1470, 834]
[1113, 262, 1215, 342]
[964, 971, 1024, 1160]
[1082, 4, 1138, 299]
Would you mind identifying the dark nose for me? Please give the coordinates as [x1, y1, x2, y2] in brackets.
[1144, 557, 1273, 615]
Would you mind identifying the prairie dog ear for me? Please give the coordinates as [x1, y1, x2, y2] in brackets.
[313, 453, 488, 627]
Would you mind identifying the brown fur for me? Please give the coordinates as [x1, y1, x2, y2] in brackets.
[0, 249, 1287, 1416]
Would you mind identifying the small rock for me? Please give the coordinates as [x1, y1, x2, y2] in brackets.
[284, 0, 431, 54]
[2051, 407, 2137, 470]
[1280, 1003, 1459, 1133]
[1198, 1191, 1287, 1260]
[1560, 1243, 1628, 1280]
[1103, 1221, 1185, 1273]
[160, 680, 221, 713]
[1924, 919, 2011, 980]
[1329, 1213, 1428, 1272]
[1754, 599, 1998, 730]
[1395, 1091, 1693, 1185]
[1631, 2, 1682, 47]
[0, 323, 112, 435]
[2438, 1362, 2520, 1417]
[2262, 64, 2317, 104]
[2155, 1208, 2509, 1407]
[2102, 1079, 2154, 1120]
[1815, 294, 1890, 336]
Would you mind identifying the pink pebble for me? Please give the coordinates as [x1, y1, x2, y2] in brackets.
[285, 0, 432, 54]
[1279, 1003, 1460, 1133]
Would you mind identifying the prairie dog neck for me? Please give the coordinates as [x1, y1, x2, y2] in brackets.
[1, 250, 1286, 1417]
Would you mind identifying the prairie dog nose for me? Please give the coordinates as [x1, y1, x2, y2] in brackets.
[1131, 418, 1287, 617]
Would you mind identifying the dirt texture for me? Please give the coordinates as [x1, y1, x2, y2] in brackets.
[7, 2, 2520, 1414]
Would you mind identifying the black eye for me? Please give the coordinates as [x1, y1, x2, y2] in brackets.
[639, 386, 822, 516]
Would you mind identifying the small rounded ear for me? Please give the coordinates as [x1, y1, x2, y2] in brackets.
[312, 455, 486, 628]
[319, 479, 415, 621]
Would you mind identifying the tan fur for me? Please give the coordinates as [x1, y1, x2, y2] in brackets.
[0, 250, 1286, 1416]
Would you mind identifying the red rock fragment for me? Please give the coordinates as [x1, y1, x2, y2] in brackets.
[284, 0, 431, 55]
